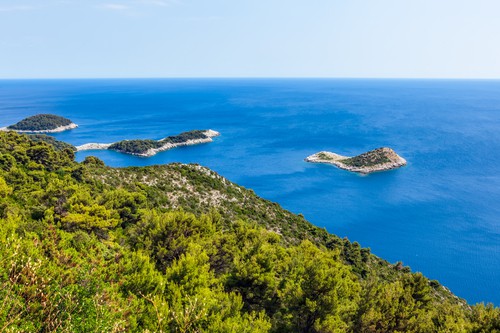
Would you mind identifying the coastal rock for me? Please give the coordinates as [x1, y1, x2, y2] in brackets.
[76, 143, 113, 151]
[305, 147, 406, 174]
[143, 130, 220, 157]
[76, 129, 220, 157]
[14, 123, 79, 133]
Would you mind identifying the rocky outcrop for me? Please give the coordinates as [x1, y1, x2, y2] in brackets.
[76, 143, 112, 151]
[305, 147, 406, 174]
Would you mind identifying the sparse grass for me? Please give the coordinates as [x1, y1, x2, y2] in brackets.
[317, 152, 334, 160]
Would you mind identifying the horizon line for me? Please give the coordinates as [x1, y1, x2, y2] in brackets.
[1, 76, 500, 81]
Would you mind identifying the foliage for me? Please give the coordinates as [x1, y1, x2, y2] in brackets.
[160, 130, 208, 144]
[108, 130, 209, 155]
[7, 114, 73, 131]
[341, 148, 392, 167]
[109, 139, 161, 155]
[0, 131, 498, 332]
[28, 134, 77, 152]
[317, 152, 334, 161]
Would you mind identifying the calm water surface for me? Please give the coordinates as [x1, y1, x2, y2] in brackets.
[1, 78, 499, 305]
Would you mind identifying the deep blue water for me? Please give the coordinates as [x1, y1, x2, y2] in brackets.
[1, 78, 499, 305]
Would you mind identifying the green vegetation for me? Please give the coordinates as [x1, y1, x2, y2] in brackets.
[28, 134, 77, 152]
[317, 152, 334, 161]
[109, 139, 161, 155]
[341, 148, 392, 167]
[8, 114, 73, 131]
[0, 131, 498, 332]
[161, 130, 210, 144]
[108, 130, 211, 155]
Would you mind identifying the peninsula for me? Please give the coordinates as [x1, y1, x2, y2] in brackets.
[1, 114, 78, 133]
[77, 129, 220, 157]
[305, 147, 406, 174]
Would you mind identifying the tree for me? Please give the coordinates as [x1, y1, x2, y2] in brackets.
[276, 241, 360, 333]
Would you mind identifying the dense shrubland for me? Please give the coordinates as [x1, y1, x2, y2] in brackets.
[7, 114, 73, 131]
[0, 131, 498, 332]
[27, 134, 77, 152]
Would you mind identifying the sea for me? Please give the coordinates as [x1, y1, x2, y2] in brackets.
[1, 78, 499, 305]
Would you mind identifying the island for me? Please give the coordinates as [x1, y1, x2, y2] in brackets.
[1, 114, 78, 133]
[76, 129, 220, 157]
[305, 147, 407, 174]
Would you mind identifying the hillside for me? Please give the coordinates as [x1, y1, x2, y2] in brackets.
[6, 114, 78, 133]
[0, 131, 498, 332]
[27, 134, 77, 152]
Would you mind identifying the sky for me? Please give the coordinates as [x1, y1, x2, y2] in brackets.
[1, 0, 500, 78]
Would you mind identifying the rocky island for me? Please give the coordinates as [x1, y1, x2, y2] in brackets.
[1, 114, 78, 133]
[77, 129, 220, 157]
[305, 147, 407, 174]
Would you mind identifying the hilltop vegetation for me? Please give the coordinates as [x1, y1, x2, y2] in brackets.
[0, 131, 498, 332]
[341, 147, 393, 167]
[7, 114, 74, 131]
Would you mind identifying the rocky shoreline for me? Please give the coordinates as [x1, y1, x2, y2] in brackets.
[76, 143, 112, 151]
[305, 148, 406, 174]
[1, 123, 78, 133]
[76, 129, 220, 157]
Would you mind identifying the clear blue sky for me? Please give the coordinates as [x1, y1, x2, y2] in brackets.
[1, 0, 500, 78]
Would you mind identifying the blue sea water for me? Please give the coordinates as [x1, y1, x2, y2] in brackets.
[1, 78, 499, 305]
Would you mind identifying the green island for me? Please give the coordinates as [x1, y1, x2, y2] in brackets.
[3, 114, 78, 133]
[306, 147, 407, 174]
[77, 129, 220, 157]
[0, 131, 498, 332]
